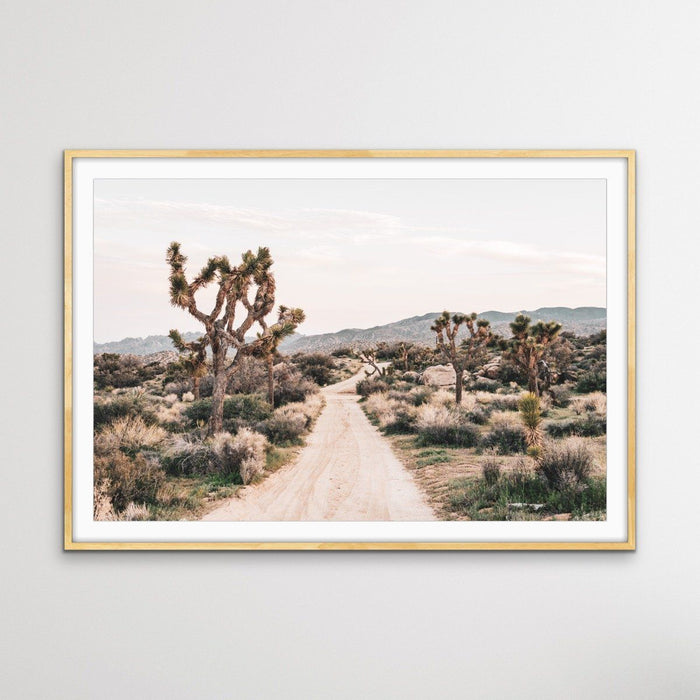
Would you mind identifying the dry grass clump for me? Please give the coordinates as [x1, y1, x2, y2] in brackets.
[476, 392, 520, 412]
[121, 502, 151, 521]
[209, 428, 268, 484]
[570, 392, 607, 416]
[93, 480, 116, 520]
[364, 393, 418, 433]
[264, 404, 308, 443]
[94, 451, 165, 512]
[415, 404, 479, 447]
[482, 411, 526, 454]
[537, 438, 594, 490]
[95, 416, 167, 457]
[264, 393, 324, 443]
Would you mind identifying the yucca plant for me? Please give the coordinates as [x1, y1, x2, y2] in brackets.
[518, 392, 542, 448]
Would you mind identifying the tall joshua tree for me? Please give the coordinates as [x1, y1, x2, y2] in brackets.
[431, 311, 492, 404]
[168, 330, 208, 400]
[167, 242, 304, 434]
[253, 305, 305, 407]
[502, 314, 562, 396]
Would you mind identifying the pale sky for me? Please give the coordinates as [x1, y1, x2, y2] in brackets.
[93, 178, 606, 342]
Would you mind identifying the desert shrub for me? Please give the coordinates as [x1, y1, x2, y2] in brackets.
[274, 363, 318, 405]
[293, 352, 337, 386]
[93, 392, 158, 429]
[476, 392, 520, 411]
[94, 353, 162, 390]
[209, 429, 268, 484]
[481, 454, 502, 486]
[161, 436, 214, 475]
[185, 394, 272, 426]
[383, 404, 418, 434]
[263, 405, 308, 444]
[576, 370, 606, 393]
[94, 416, 167, 457]
[466, 406, 491, 425]
[482, 412, 526, 454]
[415, 404, 479, 447]
[226, 356, 267, 394]
[537, 438, 594, 490]
[407, 386, 433, 406]
[356, 377, 391, 397]
[94, 451, 165, 512]
[570, 392, 606, 416]
[471, 377, 502, 392]
[331, 346, 354, 357]
[548, 384, 573, 408]
[545, 414, 606, 438]
[163, 379, 193, 399]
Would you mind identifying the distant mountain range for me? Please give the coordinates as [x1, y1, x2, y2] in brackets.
[94, 307, 605, 356]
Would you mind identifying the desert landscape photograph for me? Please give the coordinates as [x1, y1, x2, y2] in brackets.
[91, 176, 607, 523]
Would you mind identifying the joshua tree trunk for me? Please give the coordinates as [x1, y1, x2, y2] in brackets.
[208, 347, 228, 435]
[210, 376, 226, 434]
[266, 355, 274, 407]
[454, 364, 464, 404]
[193, 376, 201, 401]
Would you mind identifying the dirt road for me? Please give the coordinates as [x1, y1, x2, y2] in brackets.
[202, 368, 435, 521]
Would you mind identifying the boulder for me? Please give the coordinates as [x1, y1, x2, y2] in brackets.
[479, 356, 502, 379]
[421, 364, 459, 387]
[401, 371, 421, 383]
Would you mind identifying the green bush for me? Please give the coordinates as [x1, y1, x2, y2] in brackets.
[185, 394, 272, 426]
[481, 456, 502, 486]
[293, 352, 337, 386]
[576, 371, 606, 393]
[416, 422, 479, 448]
[545, 414, 606, 438]
[482, 420, 526, 454]
[94, 393, 157, 429]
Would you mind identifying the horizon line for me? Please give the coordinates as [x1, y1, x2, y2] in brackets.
[94, 304, 607, 346]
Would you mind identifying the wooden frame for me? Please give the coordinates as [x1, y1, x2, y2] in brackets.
[64, 149, 635, 550]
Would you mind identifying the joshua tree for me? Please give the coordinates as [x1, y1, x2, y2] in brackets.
[502, 314, 562, 396]
[357, 347, 387, 377]
[167, 242, 304, 434]
[431, 311, 492, 405]
[168, 330, 209, 400]
[253, 306, 306, 406]
[397, 342, 410, 372]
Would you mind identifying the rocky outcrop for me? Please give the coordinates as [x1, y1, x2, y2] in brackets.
[421, 364, 459, 387]
[479, 356, 502, 379]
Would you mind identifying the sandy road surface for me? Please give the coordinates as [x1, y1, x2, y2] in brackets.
[202, 368, 435, 521]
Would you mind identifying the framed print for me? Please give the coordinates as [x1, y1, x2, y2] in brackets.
[64, 150, 635, 550]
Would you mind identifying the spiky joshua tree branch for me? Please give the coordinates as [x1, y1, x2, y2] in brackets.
[167, 242, 304, 434]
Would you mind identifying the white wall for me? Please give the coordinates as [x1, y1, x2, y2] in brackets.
[2, 1, 699, 698]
